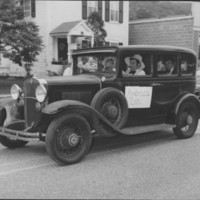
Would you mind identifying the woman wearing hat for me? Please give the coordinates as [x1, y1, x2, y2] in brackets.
[102, 57, 116, 73]
[123, 54, 145, 76]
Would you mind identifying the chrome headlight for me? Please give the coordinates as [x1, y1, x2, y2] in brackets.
[35, 84, 47, 103]
[10, 84, 22, 100]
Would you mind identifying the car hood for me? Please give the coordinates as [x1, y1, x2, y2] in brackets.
[41, 74, 102, 86]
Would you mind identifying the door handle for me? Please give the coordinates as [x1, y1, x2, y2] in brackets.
[151, 83, 163, 86]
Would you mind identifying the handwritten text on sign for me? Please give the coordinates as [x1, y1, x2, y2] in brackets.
[125, 86, 153, 108]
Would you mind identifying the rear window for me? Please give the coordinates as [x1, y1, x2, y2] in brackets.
[180, 53, 196, 76]
[156, 53, 178, 76]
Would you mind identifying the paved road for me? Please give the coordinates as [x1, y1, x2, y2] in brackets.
[0, 126, 200, 199]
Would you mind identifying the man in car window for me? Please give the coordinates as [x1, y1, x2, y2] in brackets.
[165, 60, 176, 74]
[123, 54, 145, 76]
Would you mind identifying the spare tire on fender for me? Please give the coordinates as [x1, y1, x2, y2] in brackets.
[91, 87, 128, 137]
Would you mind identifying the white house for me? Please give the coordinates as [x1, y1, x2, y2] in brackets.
[0, 0, 129, 77]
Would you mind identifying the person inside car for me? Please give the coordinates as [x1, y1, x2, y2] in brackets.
[102, 57, 116, 73]
[123, 54, 145, 76]
[157, 57, 165, 71]
[181, 60, 188, 72]
[78, 56, 97, 73]
[165, 59, 176, 74]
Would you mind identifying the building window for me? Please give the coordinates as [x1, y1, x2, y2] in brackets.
[87, 1, 98, 16]
[110, 1, 119, 22]
[22, 0, 36, 18]
[24, 0, 31, 18]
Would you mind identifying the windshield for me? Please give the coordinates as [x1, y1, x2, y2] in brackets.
[73, 53, 117, 77]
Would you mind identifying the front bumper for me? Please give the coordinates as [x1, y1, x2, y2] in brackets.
[0, 121, 40, 142]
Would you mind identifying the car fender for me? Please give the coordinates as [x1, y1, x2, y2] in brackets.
[174, 93, 200, 115]
[0, 98, 24, 126]
[42, 100, 96, 114]
[41, 100, 119, 133]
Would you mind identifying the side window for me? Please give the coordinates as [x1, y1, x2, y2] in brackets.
[156, 54, 178, 76]
[180, 53, 196, 76]
[110, 1, 119, 22]
[122, 53, 153, 77]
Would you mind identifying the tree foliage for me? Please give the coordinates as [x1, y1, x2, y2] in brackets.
[129, 1, 191, 21]
[86, 11, 107, 47]
[0, 0, 43, 69]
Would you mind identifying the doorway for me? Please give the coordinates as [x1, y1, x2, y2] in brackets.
[58, 38, 68, 62]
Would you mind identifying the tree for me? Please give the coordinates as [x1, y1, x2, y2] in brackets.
[86, 11, 107, 47]
[136, 8, 155, 19]
[129, 1, 191, 20]
[0, 0, 43, 76]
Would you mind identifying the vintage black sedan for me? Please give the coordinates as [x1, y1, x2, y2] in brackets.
[0, 45, 199, 165]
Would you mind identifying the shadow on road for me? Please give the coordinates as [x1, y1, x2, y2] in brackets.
[0, 129, 199, 164]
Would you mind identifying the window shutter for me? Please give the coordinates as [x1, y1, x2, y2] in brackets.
[119, 1, 123, 23]
[82, 0, 87, 19]
[105, 1, 110, 22]
[20, 0, 24, 6]
[98, 1, 102, 18]
[31, 0, 36, 18]
[20, 0, 24, 18]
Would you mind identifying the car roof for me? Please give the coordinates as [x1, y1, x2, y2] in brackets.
[73, 45, 196, 56]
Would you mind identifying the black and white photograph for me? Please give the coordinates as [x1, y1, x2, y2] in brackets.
[0, 0, 200, 199]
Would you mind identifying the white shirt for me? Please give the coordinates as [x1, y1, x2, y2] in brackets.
[63, 67, 72, 76]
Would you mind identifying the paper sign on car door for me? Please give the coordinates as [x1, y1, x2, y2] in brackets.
[125, 86, 153, 108]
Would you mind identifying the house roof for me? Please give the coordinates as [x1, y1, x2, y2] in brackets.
[50, 21, 81, 35]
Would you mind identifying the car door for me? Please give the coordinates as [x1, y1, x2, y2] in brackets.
[150, 51, 181, 120]
[117, 50, 181, 126]
[117, 50, 162, 126]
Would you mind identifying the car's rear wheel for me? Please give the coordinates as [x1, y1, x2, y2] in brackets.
[45, 113, 92, 165]
[173, 100, 199, 139]
[0, 112, 28, 149]
[91, 88, 128, 137]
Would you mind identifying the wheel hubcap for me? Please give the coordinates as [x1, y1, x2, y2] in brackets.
[68, 133, 79, 146]
[180, 112, 193, 132]
[101, 98, 120, 123]
[187, 115, 193, 125]
[107, 105, 118, 119]
[57, 127, 81, 152]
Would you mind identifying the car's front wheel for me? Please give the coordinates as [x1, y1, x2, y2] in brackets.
[45, 113, 92, 165]
[173, 100, 199, 139]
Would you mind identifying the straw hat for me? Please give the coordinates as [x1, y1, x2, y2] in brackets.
[104, 57, 115, 66]
[125, 54, 145, 69]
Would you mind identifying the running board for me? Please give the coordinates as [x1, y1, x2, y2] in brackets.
[120, 124, 175, 135]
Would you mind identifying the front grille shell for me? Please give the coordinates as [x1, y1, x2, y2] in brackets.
[24, 78, 43, 128]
